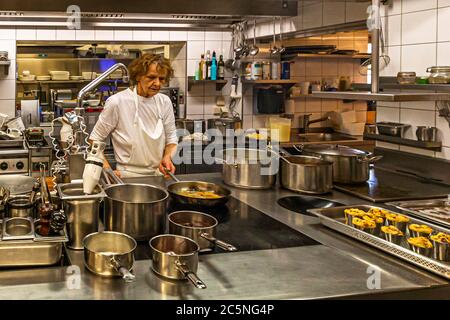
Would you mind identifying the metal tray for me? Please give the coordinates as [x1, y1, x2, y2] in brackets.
[0, 218, 68, 267]
[387, 198, 450, 229]
[308, 205, 450, 280]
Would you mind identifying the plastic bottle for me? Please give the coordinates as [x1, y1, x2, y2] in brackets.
[211, 51, 217, 81]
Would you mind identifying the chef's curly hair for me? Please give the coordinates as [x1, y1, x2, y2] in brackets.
[128, 53, 174, 85]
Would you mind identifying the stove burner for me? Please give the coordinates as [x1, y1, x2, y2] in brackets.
[133, 196, 320, 261]
[277, 196, 344, 217]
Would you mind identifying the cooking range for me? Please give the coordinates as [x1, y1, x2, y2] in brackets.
[133, 197, 320, 260]
[0, 140, 29, 175]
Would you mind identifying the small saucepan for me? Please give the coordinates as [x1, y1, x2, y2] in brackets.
[149, 234, 207, 289]
[83, 231, 137, 282]
[168, 211, 237, 252]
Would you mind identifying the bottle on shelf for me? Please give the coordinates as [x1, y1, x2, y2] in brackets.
[199, 54, 205, 80]
[218, 54, 225, 80]
[211, 51, 217, 81]
[205, 50, 211, 80]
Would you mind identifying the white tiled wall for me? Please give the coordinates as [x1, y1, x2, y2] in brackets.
[379, 0, 450, 160]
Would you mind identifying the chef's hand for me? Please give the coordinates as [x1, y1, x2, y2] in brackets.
[159, 156, 175, 177]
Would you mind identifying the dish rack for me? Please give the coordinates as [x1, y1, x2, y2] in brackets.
[308, 205, 450, 280]
[0, 217, 68, 267]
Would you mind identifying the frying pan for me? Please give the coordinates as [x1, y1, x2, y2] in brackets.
[165, 169, 231, 207]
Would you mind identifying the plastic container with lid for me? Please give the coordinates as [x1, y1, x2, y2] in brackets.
[266, 116, 291, 142]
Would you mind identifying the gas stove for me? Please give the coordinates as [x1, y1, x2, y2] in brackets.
[0, 141, 29, 174]
[133, 197, 320, 260]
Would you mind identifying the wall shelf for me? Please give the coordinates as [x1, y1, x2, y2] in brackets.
[296, 53, 370, 59]
[242, 79, 298, 90]
[187, 77, 227, 91]
[16, 79, 125, 85]
[312, 91, 450, 102]
[353, 82, 450, 92]
[364, 133, 442, 151]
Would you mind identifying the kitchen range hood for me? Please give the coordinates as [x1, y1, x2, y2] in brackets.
[0, 0, 297, 29]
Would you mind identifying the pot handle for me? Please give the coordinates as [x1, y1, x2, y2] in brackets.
[357, 155, 383, 163]
[293, 144, 304, 153]
[110, 257, 135, 282]
[175, 260, 207, 289]
[199, 232, 237, 252]
[163, 167, 180, 182]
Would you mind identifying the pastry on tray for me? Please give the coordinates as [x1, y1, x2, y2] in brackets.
[430, 232, 450, 244]
[352, 217, 376, 233]
[386, 213, 410, 223]
[344, 208, 366, 226]
[408, 224, 433, 237]
[407, 237, 433, 251]
[381, 225, 404, 236]
[367, 208, 390, 219]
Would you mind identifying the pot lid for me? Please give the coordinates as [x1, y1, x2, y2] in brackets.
[302, 144, 369, 157]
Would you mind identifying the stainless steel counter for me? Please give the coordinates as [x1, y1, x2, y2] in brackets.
[0, 173, 448, 300]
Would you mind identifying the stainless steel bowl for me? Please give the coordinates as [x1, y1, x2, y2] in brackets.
[376, 122, 411, 138]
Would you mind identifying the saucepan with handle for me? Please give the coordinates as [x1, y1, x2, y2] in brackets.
[168, 210, 237, 252]
[83, 231, 137, 282]
[149, 234, 207, 289]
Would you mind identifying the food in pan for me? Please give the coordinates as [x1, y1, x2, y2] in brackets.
[407, 237, 433, 249]
[352, 217, 376, 229]
[408, 224, 433, 235]
[177, 190, 222, 199]
[381, 225, 404, 236]
[367, 208, 390, 218]
[386, 213, 410, 223]
[430, 232, 450, 244]
[344, 208, 366, 218]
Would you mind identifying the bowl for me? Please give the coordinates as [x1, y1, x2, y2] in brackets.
[86, 100, 100, 107]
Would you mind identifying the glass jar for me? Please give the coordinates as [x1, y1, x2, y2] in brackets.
[397, 72, 416, 84]
[244, 63, 252, 80]
[262, 62, 271, 80]
[426, 66, 450, 84]
[252, 61, 262, 80]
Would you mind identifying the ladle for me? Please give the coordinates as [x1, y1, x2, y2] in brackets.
[249, 20, 259, 56]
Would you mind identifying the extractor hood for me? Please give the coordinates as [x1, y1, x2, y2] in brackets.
[0, 0, 298, 29]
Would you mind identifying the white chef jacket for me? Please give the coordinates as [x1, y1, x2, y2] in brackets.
[90, 88, 178, 167]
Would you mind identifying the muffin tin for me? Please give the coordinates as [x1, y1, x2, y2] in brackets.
[308, 205, 450, 280]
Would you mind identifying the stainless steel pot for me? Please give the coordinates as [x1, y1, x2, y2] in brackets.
[280, 155, 333, 194]
[104, 183, 169, 240]
[83, 231, 136, 282]
[207, 117, 242, 136]
[6, 195, 37, 218]
[296, 144, 382, 184]
[175, 119, 206, 134]
[220, 148, 277, 189]
[57, 183, 105, 250]
[168, 211, 237, 252]
[149, 234, 207, 289]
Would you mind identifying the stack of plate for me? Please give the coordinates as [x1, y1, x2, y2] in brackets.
[36, 75, 51, 81]
[18, 74, 36, 81]
[49, 71, 70, 81]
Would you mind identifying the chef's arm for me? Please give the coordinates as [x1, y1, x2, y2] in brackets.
[160, 143, 177, 175]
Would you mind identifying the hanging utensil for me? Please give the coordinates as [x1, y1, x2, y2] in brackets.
[270, 17, 279, 55]
[249, 20, 260, 56]
[359, 16, 390, 75]
[278, 16, 286, 54]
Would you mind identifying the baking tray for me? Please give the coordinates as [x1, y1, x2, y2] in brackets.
[387, 198, 450, 229]
[308, 205, 450, 280]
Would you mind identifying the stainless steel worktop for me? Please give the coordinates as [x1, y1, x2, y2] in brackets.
[0, 173, 448, 300]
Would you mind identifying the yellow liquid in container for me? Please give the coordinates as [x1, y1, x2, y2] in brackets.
[268, 117, 291, 142]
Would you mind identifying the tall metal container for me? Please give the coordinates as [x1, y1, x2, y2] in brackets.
[57, 183, 105, 250]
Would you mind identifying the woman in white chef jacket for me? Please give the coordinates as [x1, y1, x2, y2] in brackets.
[90, 54, 178, 178]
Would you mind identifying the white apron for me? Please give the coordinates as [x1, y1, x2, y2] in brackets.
[116, 87, 165, 178]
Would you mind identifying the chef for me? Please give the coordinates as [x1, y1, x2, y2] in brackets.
[90, 54, 178, 178]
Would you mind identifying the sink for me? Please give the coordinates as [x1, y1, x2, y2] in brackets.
[277, 196, 344, 217]
[297, 133, 357, 142]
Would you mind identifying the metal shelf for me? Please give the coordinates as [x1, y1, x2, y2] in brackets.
[353, 82, 450, 92]
[16, 79, 125, 85]
[364, 133, 442, 151]
[295, 53, 371, 59]
[187, 77, 227, 91]
[311, 91, 450, 101]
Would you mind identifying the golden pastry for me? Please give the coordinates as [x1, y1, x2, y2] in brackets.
[430, 232, 450, 244]
[352, 217, 376, 229]
[381, 225, 404, 236]
[344, 208, 366, 218]
[386, 213, 410, 223]
[363, 213, 384, 224]
[408, 224, 433, 235]
[407, 237, 433, 249]
[367, 208, 390, 218]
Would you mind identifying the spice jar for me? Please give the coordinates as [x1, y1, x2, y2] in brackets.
[426, 66, 450, 84]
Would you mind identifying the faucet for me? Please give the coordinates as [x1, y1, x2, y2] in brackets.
[76, 62, 129, 113]
[300, 114, 331, 134]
